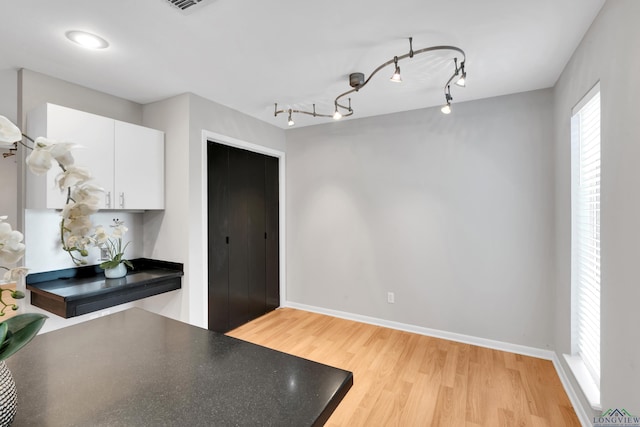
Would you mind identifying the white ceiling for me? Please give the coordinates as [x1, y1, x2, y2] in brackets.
[0, 0, 605, 129]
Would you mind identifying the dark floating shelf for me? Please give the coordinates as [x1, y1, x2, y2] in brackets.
[26, 258, 183, 318]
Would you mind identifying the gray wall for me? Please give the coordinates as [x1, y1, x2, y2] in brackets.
[138, 94, 191, 322]
[142, 93, 286, 327]
[553, 0, 640, 414]
[18, 69, 142, 126]
[286, 88, 555, 349]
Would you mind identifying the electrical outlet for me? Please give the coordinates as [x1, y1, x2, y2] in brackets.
[387, 292, 395, 304]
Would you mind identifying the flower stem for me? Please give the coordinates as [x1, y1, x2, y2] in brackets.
[0, 289, 17, 316]
[58, 163, 83, 266]
[20, 133, 35, 149]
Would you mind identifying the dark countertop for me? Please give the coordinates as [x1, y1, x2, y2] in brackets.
[26, 259, 183, 318]
[6, 308, 353, 426]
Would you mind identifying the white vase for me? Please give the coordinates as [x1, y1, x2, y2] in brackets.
[104, 263, 127, 279]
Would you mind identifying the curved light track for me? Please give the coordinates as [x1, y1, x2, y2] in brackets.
[275, 38, 467, 126]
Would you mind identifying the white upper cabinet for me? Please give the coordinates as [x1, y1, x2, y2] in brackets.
[26, 103, 164, 210]
[114, 121, 164, 210]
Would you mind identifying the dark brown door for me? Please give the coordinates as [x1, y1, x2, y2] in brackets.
[207, 142, 279, 332]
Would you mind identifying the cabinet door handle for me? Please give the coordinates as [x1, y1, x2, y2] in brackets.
[119, 193, 125, 209]
[105, 192, 111, 209]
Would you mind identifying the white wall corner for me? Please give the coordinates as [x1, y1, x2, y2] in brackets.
[553, 354, 596, 426]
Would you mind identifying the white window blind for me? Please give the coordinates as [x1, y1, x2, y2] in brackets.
[571, 83, 601, 389]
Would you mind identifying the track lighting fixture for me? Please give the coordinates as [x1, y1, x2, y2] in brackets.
[390, 56, 402, 83]
[287, 110, 295, 127]
[441, 85, 453, 114]
[274, 37, 467, 126]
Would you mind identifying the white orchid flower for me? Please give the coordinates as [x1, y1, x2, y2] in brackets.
[62, 215, 93, 238]
[0, 114, 100, 269]
[25, 145, 51, 174]
[25, 137, 79, 175]
[72, 183, 104, 200]
[0, 116, 21, 147]
[70, 183, 103, 213]
[56, 166, 92, 191]
[93, 226, 109, 244]
[65, 235, 92, 251]
[61, 184, 102, 220]
[111, 223, 128, 238]
[48, 139, 78, 167]
[0, 220, 26, 265]
[3, 267, 29, 282]
[62, 201, 99, 221]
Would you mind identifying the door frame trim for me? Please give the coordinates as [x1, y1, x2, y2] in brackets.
[200, 130, 286, 327]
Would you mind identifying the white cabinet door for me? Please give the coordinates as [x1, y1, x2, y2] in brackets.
[114, 121, 165, 210]
[26, 104, 114, 209]
[26, 104, 164, 211]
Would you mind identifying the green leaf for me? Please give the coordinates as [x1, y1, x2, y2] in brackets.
[100, 255, 132, 271]
[99, 259, 121, 270]
[10, 290, 25, 299]
[0, 333, 10, 354]
[0, 323, 8, 354]
[0, 313, 47, 361]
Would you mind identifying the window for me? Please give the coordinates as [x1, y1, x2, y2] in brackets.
[568, 82, 601, 408]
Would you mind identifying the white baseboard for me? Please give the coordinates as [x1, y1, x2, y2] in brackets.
[282, 300, 590, 426]
[283, 301, 554, 359]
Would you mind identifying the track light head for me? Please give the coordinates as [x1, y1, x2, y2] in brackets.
[441, 85, 453, 114]
[390, 67, 402, 83]
[287, 110, 295, 126]
[332, 102, 343, 120]
[390, 56, 402, 83]
[445, 85, 453, 103]
[455, 61, 466, 87]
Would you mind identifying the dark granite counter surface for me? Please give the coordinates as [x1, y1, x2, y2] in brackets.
[6, 308, 353, 426]
[26, 259, 183, 318]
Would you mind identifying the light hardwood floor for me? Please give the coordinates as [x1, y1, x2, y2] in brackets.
[227, 308, 580, 426]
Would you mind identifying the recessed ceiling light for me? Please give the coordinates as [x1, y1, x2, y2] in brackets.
[65, 31, 109, 50]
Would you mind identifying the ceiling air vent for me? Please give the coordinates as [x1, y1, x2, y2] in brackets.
[165, 0, 216, 14]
